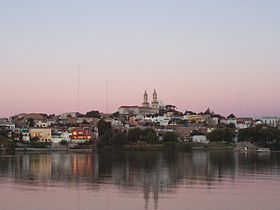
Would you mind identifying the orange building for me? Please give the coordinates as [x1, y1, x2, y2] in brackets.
[70, 128, 93, 143]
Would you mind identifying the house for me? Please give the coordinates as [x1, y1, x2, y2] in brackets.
[21, 128, 30, 141]
[29, 128, 52, 142]
[143, 116, 171, 126]
[226, 114, 237, 127]
[236, 118, 253, 129]
[192, 135, 209, 144]
[35, 120, 48, 128]
[70, 128, 93, 143]
[59, 112, 79, 119]
[183, 114, 207, 123]
[260, 117, 279, 127]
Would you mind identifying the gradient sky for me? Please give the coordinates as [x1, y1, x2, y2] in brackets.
[1, 0, 280, 118]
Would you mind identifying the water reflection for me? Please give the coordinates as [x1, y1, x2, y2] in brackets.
[0, 151, 280, 210]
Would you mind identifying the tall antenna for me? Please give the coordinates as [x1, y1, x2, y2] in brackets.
[106, 80, 109, 114]
[77, 65, 80, 112]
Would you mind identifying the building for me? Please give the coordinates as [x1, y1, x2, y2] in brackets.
[21, 128, 30, 141]
[192, 135, 209, 144]
[151, 89, 159, 111]
[260, 117, 279, 127]
[70, 128, 93, 143]
[142, 90, 150, 108]
[184, 114, 207, 123]
[236, 118, 253, 129]
[29, 128, 52, 142]
[143, 116, 171, 126]
[118, 90, 160, 116]
[35, 120, 48, 128]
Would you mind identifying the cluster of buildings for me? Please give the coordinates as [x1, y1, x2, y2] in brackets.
[0, 112, 96, 144]
[117, 90, 280, 143]
[1, 90, 280, 145]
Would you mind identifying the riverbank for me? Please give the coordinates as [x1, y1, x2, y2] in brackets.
[103, 142, 235, 151]
[0, 142, 234, 153]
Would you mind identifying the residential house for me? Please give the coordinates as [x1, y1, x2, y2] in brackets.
[30, 128, 52, 142]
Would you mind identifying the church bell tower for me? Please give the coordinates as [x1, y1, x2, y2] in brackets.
[142, 90, 150, 108]
[151, 89, 159, 112]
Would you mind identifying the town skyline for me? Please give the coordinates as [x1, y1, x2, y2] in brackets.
[1, 87, 279, 120]
[1, 87, 280, 118]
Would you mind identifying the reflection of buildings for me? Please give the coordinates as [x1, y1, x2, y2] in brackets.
[30, 155, 52, 181]
[1, 151, 280, 209]
[71, 154, 95, 178]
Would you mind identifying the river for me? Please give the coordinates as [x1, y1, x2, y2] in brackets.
[0, 151, 279, 210]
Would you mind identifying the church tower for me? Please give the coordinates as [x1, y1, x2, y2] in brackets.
[142, 90, 150, 108]
[151, 89, 159, 112]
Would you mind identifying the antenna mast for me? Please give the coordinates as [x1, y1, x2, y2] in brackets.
[77, 65, 80, 112]
[106, 80, 109, 114]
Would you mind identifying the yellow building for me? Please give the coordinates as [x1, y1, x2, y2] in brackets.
[30, 128, 52, 142]
[184, 114, 207, 123]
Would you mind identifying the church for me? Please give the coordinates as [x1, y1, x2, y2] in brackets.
[118, 90, 160, 116]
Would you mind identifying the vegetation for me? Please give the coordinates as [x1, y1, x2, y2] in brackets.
[162, 131, 178, 143]
[238, 125, 280, 148]
[85, 110, 101, 119]
[206, 128, 235, 143]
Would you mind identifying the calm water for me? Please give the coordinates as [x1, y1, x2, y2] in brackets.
[0, 151, 280, 210]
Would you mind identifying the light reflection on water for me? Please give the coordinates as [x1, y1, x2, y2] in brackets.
[0, 151, 280, 210]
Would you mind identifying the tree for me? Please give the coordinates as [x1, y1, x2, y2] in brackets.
[112, 132, 127, 147]
[238, 125, 280, 146]
[206, 128, 235, 143]
[162, 131, 178, 143]
[85, 110, 101, 119]
[127, 128, 142, 143]
[165, 105, 177, 112]
[27, 118, 35, 127]
[97, 119, 112, 136]
[98, 130, 112, 147]
[146, 132, 158, 144]
[227, 114, 236, 119]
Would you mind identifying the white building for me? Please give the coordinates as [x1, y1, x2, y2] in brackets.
[143, 116, 171, 126]
[35, 120, 48, 128]
[118, 90, 160, 116]
[59, 112, 79, 120]
[21, 128, 30, 141]
[192, 135, 209, 144]
[236, 118, 252, 129]
[260, 117, 279, 127]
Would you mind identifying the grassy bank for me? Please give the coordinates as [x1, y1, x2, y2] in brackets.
[101, 142, 235, 152]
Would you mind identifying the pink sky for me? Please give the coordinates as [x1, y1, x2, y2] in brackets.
[1, 0, 280, 118]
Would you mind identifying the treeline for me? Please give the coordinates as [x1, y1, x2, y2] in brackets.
[97, 119, 178, 149]
[207, 125, 280, 149]
[239, 125, 280, 148]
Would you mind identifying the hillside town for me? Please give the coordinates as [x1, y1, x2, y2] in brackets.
[1, 90, 280, 151]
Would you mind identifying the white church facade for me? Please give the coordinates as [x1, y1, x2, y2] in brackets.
[118, 90, 160, 116]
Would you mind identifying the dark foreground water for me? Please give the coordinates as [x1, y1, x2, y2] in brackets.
[0, 151, 280, 210]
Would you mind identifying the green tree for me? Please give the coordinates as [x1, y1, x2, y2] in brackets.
[98, 130, 112, 147]
[146, 132, 158, 144]
[238, 125, 280, 146]
[142, 128, 158, 144]
[27, 118, 35, 127]
[112, 132, 127, 147]
[127, 128, 142, 143]
[97, 119, 112, 136]
[85, 110, 101, 119]
[162, 131, 178, 143]
[207, 128, 235, 143]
